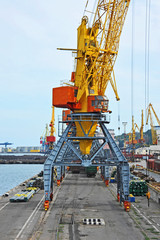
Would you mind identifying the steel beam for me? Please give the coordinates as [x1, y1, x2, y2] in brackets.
[44, 113, 130, 204]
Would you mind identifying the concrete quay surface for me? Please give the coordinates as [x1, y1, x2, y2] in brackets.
[0, 172, 160, 240]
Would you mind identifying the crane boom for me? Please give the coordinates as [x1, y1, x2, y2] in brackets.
[52, 0, 131, 154]
[46, 106, 56, 150]
[135, 123, 140, 132]
[53, 0, 131, 113]
[140, 110, 144, 141]
[149, 103, 160, 126]
[50, 106, 55, 136]
[74, 0, 130, 112]
[146, 104, 157, 145]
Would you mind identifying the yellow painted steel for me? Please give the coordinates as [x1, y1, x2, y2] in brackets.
[149, 103, 160, 126]
[128, 116, 136, 145]
[75, 119, 97, 154]
[57, 1, 130, 154]
[72, 0, 130, 154]
[30, 149, 40, 153]
[132, 116, 136, 143]
[140, 110, 144, 142]
[134, 110, 144, 143]
[135, 123, 140, 132]
[49, 106, 56, 150]
[74, 0, 130, 110]
[146, 103, 159, 145]
[50, 106, 55, 137]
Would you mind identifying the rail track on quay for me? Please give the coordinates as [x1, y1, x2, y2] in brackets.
[0, 172, 160, 240]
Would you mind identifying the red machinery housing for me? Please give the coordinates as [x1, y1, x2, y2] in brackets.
[62, 110, 71, 121]
[46, 136, 56, 143]
[53, 86, 110, 113]
[52, 86, 81, 110]
[87, 95, 109, 113]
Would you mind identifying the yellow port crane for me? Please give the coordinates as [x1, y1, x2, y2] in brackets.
[40, 124, 49, 151]
[54, 0, 131, 154]
[44, 0, 131, 212]
[140, 110, 144, 143]
[129, 116, 137, 145]
[135, 122, 139, 132]
[146, 103, 160, 145]
[148, 103, 160, 125]
[128, 114, 144, 158]
[46, 106, 56, 150]
[134, 110, 144, 144]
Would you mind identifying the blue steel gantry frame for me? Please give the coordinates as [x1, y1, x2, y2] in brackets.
[44, 113, 130, 210]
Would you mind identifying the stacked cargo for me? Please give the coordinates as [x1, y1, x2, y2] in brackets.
[85, 166, 97, 177]
[129, 180, 148, 196]
[111, 169, 116, 178]
[149, 182, 160, 191]
[110, 178, 116, 183]
[27, 177, 44, 189]
[132, 171, 155, 182]
[129, 194, 135, 202]
[9, 174, 43, 202]
[10, 188, 39, 202]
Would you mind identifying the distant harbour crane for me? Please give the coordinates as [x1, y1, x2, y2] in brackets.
[46, 106, 56, 150]
[146, 103, 160, 145]
[0, 142, 13, 148]
[40, 124, 49, 152]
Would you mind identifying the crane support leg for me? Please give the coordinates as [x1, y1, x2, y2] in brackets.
[50, 167, 54, 201]
[104, 166, 110, 187]
[57, 166, 61, 186]
[99, 121, 130, 202]
[44, 123, 72, 203]
[117, 165, 121, 202]
[104, 166, 109, 187]
[61, 166, 65, 180]
[43, 113, 130, 210]
[101, 166, 104, 181]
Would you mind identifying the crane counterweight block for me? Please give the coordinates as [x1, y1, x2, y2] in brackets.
[52, 86, 81, 110]
[46, 136, 56, 143]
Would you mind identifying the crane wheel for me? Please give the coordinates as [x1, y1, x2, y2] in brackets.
[50, 193, 53, 201]
[57, 180, 61, 187]
[117, 193, 120, 202]
[105, 179, 109, 187]
[124, 201, 131, 212]
[44, 200, 49, 211]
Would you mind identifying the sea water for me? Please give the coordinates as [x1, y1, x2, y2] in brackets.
[0, 164, 43, 196]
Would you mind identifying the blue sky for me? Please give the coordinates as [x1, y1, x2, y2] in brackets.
[0, 0, 159, 147]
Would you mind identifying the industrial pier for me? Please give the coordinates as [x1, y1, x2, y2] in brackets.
[0, 170, 160, 240]
[0, 0, 160, 239]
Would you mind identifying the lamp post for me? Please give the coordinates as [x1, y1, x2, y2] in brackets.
[122, 122, 127, 155]
[146, 149, 148, 176]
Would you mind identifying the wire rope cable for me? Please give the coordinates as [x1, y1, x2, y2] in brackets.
[147, 0, 151, 108]
[131, 0, 135, 146]
[144, 0, 151, 132]
[144, 0, 148, 131]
